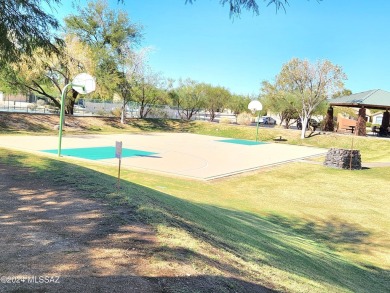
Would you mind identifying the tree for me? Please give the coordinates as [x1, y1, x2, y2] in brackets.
[169, 79, 206, 120]
[0, 0, 62, 64]
[203, 84, 231, 122]
[65, 0, 141, 50]
[332, 89, 352, 98]
[0, 35, 95, 114]
[114, 47, 147, 123]
[132, 68, 168, 119]
[64, 0, 142, 99]
[228, 94, 251, 122]
[114, 45, 168, 122]
[276, 58, 347, 138]
[185, 0, 308, 16]
[260, 80, 300, 129]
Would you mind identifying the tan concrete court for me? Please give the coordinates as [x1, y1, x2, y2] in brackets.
[0, 133, 328, 180]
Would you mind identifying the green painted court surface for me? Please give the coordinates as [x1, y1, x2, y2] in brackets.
[42, 147, 158, 160]
[218, 139, 267, 145]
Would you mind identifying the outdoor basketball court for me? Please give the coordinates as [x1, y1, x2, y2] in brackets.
[0, 133, 327, 180]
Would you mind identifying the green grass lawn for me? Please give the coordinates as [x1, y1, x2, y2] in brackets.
[1, 147, 389, 293]
[1, 117, 389, 292]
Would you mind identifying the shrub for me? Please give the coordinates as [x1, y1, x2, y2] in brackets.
[219, 117, 231, 124]
[237, 112, 253, 125]
[27, 103, 37, 111]
[37, 99, 46, 106]
[96, 109, 109, 116]
[111, 107, 122, 117]
[148, 107, 169, 119]
[44, 105, 59, 113]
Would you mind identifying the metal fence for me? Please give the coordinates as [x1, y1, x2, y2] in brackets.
[0, 100, 237, 122]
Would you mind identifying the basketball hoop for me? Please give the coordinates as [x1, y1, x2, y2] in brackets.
[247, 100, 263, 142]
[248, 100, 262, 112]
[72, 73, 96, 95]
[58, 73, 96, 156]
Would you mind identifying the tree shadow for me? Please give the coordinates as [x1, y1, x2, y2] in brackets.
[273, 136, 288, 142]
[0, 151, 388, 293]
[129, 118, 196, 133]
[101, 117, 126, 129]
[265, 214, 372, 253]
[306, 130, 321, 138]
[0, 114, 50, 132]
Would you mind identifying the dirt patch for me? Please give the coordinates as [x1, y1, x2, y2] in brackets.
[0, 112, 198, 135]
[0, 162, 162, 292]
[0, 112, 129, 133]
[0, 162, 275, 293]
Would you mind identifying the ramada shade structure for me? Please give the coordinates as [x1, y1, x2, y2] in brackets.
[329, 89, 390, 110]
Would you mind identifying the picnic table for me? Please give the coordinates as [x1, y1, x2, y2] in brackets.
[345, 126, 355, 133]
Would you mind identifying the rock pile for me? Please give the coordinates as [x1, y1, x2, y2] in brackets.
[324, 148, 361, 170]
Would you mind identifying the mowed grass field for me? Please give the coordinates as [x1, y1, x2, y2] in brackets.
[1, 115, 389, 292]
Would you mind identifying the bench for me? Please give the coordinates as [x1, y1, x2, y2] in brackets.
[372, 126, 379, 136]
[343, 126, 355, 133]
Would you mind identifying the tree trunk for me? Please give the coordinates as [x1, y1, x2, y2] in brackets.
[284, 118, 290, 129]
[120, 99, 126, 124]
[380, 109, 389, 135]
[139, 104, 145, 119]
[355, 107, 366, 136]
[209, 110, 215, 122]
[324, 106, 334, 131]
[65, 90, 78, 115]
[300, 116, 309, 139]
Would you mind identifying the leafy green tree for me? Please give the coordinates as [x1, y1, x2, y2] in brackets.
[203, 84, 231, 122]
[64, 0, 142, 98]
[169, 79, 206, 120]
[276, 58, 347, 138]
[260, 80, 300, 128]
[113, 47, 146, 123]
[65, 0, 140, 49]
[108, 46, 167, 122]
[0, 35, 95, 114]
[0, 0, 63, 64]
[228, 94, 251, 122]
[132, 69, 168, 119]
[332, 89, 352, 98]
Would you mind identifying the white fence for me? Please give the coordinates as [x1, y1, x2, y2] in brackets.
[0, 100, 238, 122]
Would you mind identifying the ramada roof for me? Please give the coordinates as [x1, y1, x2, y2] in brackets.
[329, 89, 390, 110]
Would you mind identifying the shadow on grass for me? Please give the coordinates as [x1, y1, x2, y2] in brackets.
[102, 117, 126, 129]
[0, 114, 50, 132]
[265, 214, 372, 252]
[0, 150, 388, 293]
[0, 129, 19, 134]
[273, 137, 288, 142]
[129, 118, 197, 133]
[306, 130, 322, 138]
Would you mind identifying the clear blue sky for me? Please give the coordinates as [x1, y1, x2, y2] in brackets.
[54, 0, 390, 96]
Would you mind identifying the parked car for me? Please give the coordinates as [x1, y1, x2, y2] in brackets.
[308, 118, 319, 129]
[262, 116, 276, 125]
[74, 105, 86, 112]
[296, 118, 319, 130]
